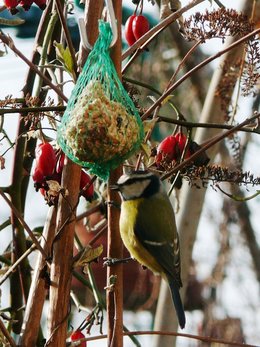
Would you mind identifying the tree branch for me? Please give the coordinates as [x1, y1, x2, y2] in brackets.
[161, 113, 260, 180]
[122, 0, 206, 60]
[0, 189, 50, 261]
[0, 31, 68, 102]
[141, 27, 260, 121]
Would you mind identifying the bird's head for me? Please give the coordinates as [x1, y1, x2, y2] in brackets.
[111, 171, 162, 201]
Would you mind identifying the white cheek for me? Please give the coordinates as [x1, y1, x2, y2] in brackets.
[122, 180, 150, 199]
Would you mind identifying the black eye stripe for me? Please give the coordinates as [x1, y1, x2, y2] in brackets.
[118, 174, 161, 199]
[119, 175, 152, 187]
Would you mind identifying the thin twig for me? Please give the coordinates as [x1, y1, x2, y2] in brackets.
[34, 11, 59, 97]
[216, 184, 260, 201]
[54, 0, 78, 81]
[0, 218, 11, 231]
[77, 330, 259, 347]
[141, 27, 260, 121]
[0, 31, 68, 102]
[88, 223, 107, 247]
[161, 113, 260, 180]
[122, 26, 166, 74]
[70, 291, 91, 313]
[122, 0, 205, 60]
[165, 40, 201, 90]
[0, 244, 36, 286]
[0, 189, 50, 262]
[0, 318, 16, 347]
[122, 76, 161, 95]
[125, 331, 258, 347]
[75, 202, 103, 222]
[135, 106, 159, 171]
[0, 105, 66, 114]
[1, 105, 258, 133]
[157, 115, 260, 134]
[122, 46, 141, 74]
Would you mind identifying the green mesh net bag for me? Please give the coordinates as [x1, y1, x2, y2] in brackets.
[57, 20, 144, 180]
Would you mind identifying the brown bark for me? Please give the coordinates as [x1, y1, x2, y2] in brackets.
[46, 159, 81, 346]
[7, 2, 54, 333]
[19, 207, 57, 347]
[106, 1, 124, 346]
[106, 168, 123, 347]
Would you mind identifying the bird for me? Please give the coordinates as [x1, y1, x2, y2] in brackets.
[111, 170, 186, 329]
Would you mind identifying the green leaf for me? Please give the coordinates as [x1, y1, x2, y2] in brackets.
[0, 17, 25, 26]
[161, 94, 174, 106]
[141, 143, 151, 159]
[143, 118, 158, 134]
[74, 245, 103, 268]
[54, 41, 74, 77]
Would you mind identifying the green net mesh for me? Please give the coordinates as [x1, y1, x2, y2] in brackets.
[57, 20, 144, 180]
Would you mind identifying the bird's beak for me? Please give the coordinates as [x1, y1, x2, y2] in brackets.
[109, 184, 119, 191]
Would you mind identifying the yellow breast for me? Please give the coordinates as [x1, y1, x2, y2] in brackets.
[119, 198, 163, 274]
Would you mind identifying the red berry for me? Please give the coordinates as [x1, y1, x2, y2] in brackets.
[132, 15, 150, 40]
[4, 0, 19, 14]
[32, 167, 45, 184]
[80, 171, 94, 201]
[71, 331, 86, 347]
[125, 15, 137, 46]
[33, 0, 46, 10]
[175, 133, 186, 152]
[35, 142, 56, 177]
[19, 0, 33, 10]
[156, 135, 177, 166]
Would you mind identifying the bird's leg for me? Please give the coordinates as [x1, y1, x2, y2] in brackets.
[103, 256, 133, 267]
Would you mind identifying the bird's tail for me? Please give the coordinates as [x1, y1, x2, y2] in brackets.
[167, 276, 186, 329]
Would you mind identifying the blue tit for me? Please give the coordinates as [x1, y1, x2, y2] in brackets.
[112, 170, 186, 329]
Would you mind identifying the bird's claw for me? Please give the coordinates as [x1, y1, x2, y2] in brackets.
[103, 257, 132, 267]
[106, 200, 121, 209]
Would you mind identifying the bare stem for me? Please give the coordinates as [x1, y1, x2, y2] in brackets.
[161, 113, 260, 180]
[0, 31, 68, 102]
[54, 0, 78, 80]
[165, 40, 201, 90]
[157, 115, 260, 134]
[0, 105, 66, 114]
[122, 0, 205, 60]
[0, 189, 50, 261]
[141, 27, 260, 121]
[0, 244, 36, 286]
[69, 330, 259, 347]
[0, 319, 16, 347]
